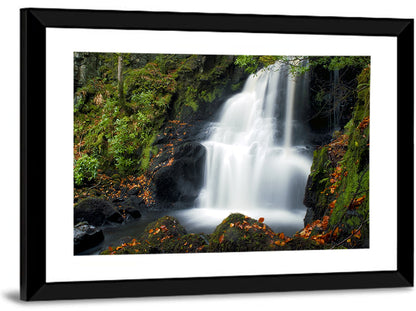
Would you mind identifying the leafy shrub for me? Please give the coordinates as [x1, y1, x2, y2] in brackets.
[74, 155, 99, 186]
[108, 116, 139, 174]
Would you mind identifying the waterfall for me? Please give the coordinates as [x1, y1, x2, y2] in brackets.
[283, 73, 296, 150]
[175, 62, 312, 235]
[186, 62, 311, 233]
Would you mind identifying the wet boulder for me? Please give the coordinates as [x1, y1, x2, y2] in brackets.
[101, 216, 188, 255]
[74, 222, 104, 254]
[279, 236, 324, 251]
[74, 198, 124, 226]
[172, 233, 209, 253]
[152, 142, 206, 206]
[208, 213, 278, 252]
[140, 216, 187, 252]
[114, 196, 144, 219]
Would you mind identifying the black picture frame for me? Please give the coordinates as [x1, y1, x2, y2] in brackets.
[20, 8, 414, 301]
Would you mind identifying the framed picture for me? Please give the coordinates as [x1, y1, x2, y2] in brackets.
[21, 8, 413, 300]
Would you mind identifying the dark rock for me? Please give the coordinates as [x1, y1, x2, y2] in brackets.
[112, 197, 124, 203]
[303, 208, 315, 227]
[302, 148, 331, 223]
[74, 198, 123, 226]
[152, 142, 206, 206]
[74, 222, 104, 254]
[106, 211, 124, 223]
[153, 166, 181, 203]
[116, 196, 145, 219]
[127, 196, 145, 208]
[303, 175, 316, 209]
[117, 196, 146, 211]
[125, 208, 141, 219]
[127, 187, 140, 196]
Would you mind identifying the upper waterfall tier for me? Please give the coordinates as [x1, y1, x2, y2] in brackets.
[199, 63, 311, 212]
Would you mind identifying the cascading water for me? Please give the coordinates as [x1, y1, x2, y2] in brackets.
[176, 62, 312, 235]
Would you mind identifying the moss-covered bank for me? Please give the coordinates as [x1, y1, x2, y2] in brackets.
[302, 66, 370, 248]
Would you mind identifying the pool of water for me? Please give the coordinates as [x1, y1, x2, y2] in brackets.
[79, 206, 306, 255]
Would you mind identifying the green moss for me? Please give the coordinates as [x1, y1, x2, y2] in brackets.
[139, 134, 158, 172]
[182, 86, 199, 111]
[101, 215, 188, 255]
[231, 81, 244, 92]
[328, 67, 370, 247]
[200, 87, 224, 104]
[329, 130, 369, 229]
[208, 213, 278, 252]
[172, 233, 209, 253]
[280, 237, 324, 251]
[310, 147, 331, 180]
[305, 147, 333, 219]
[303, 66, 370, 248]
[186, 101, 199, 112]
[330, 71, 369, 226]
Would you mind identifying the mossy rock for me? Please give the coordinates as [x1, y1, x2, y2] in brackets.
[100, 241, 155, 255]
[280, 237, 324, 251]
[101, 216, 188, 255]
[140, 216, 187, 252]
[171, 233, 209, 253]
[303, 146, 332, 222]
[302, 66, 370, 247]
[208, 213, 277, 252]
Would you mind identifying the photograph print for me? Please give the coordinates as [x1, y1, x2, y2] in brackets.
[73, 53, 370, 256]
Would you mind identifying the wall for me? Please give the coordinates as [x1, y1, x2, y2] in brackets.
[1, 0, 414, 310]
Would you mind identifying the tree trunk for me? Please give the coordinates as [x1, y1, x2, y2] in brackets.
[117, 54, 125, 108]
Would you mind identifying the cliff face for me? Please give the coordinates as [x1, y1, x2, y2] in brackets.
[302, 66, 370, 248]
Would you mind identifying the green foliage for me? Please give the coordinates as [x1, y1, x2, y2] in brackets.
[125, 62, 177, 96]
[235, 55, 370, 76]
[74, 155, 99, 186]
[75, 55, 179, 176]
[235, 55, 282, 74]
[312, 56, 370, 71]
[184, 86, 199, 111]
[234, 55, 259, 74]
[74, 53, 246, 179]
[107, 115, 154, 174]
